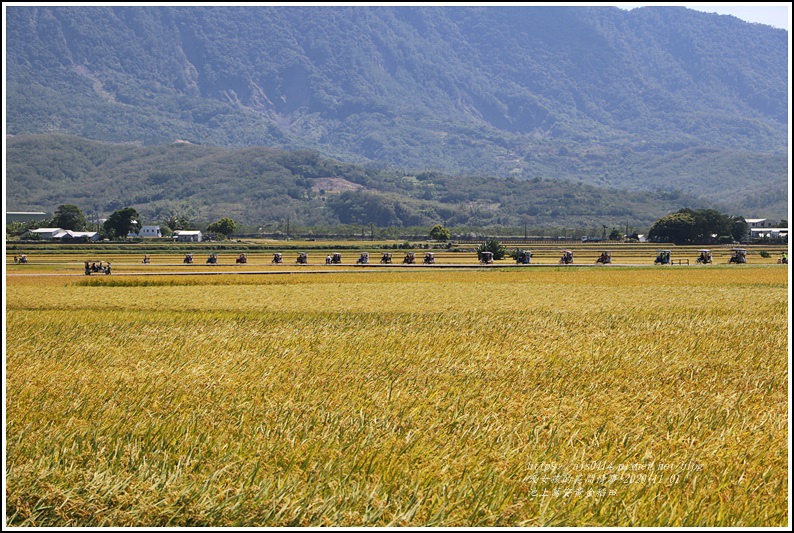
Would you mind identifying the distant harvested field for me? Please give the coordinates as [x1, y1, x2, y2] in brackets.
[5, 265, 789, 526]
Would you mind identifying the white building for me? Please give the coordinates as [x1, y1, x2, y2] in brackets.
[27, 228, 65, 239]
[173, 230, 202, 242]
[60, 230, 99, 241]
[746, 219, 787, 241]
[130, 225, 162, 238]
[750, 227, 788, 240]
[746, 219, 775, 229]
[27, 228, 98, 241]
[7, 211, 48, 224]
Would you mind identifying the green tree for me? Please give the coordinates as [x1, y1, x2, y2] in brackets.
[476, 238, 507, 260]
[6, 219, 51, 237]
[608, 228, 622, 241]
[730, 216, 750, 243]
[103, 207, 141, 239]
[206, 217, 237, 239]
[429, 224, 450, 241]
[52, 204, 88, 231]
[164, 214, 193, 231]
[648, 211, 696, 244]
[648, 208, 742, 244]
[691, 208, 730, 242]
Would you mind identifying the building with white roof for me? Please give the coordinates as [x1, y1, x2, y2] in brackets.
[129, 225, 163, 238]
[745, 219, 787, 241]
[27, 228, 99, 241]
[173, 230, 203, 242]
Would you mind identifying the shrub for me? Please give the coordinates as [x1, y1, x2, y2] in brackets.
[476, 238, 507, 260]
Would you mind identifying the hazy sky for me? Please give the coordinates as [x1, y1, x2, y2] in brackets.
[612, 2, 791, 31]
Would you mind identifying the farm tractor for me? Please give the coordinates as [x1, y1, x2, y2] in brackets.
[595, 251, 612, 264]
[296, 252, 308, 264]
[380, 252, 393, 264]
[654, 250, 671, 265]
[331, 253, 343, 264]
[272, 253, 283, 264]
[728, 249, 747, 264]
[183, 253, 194, 264]
[423, 252, 435, 264]
[356, 252, 370, 264]
[236, 253, 248, 264]
[559, 250, 574, 264]
[84, 260, 111, 275]
[403, 252, 416, 264]
[778, 252, 788, 264]
[206, 253, 218, 264]
[516, 250, 532, 264]
[480, 251, 494, 264]
[696, 250, 713, 264]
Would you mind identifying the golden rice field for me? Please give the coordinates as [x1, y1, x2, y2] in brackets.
[4, 262, 790, 526]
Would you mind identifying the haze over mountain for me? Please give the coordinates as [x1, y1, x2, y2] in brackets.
[5, 5, 789, 223]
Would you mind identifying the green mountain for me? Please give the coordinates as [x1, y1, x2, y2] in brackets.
[7, 134, 719, 229]
[4, 6, 788, 220]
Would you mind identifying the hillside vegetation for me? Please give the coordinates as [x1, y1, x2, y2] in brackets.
[5, 6, 788, 219]
[7, 134, 726, 228]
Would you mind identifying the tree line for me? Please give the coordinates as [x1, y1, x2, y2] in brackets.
[11, 203, 786, 246]
[7, 204, 240, 241]
[647, 208, 758, 245]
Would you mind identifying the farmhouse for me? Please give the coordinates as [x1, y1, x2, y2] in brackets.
[746, 218, 774, 229]
[173, 230, 203, 242]
[129, 225, 163, 238]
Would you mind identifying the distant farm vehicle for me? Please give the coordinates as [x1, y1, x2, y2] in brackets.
[696, 250, 713, 264]
[380, 252, 393, 264]
[272, 253, 283, 264]
[84, 260, 110, 275]
[206, 253, 218, 264]
[559, 250, 574, 265]
[728, 249, 747, 264]
[480, 251, 494, 264]
[423, 252, 435, 264]
[331, 253, 342, 264]
[18, 254, 28, 264]
[516, 250, 532, 264]
[296, 252, 308, 264]
[142, 254, 151, 264]
[183, 253, 194, 264]
[778, 253, 788, 264]
[654, 250, 671, 265]
[236, 253, 248, 264]
[356, 252, 370, 264]
[595, 251, 612, 264]
[403, 252, 416, 264]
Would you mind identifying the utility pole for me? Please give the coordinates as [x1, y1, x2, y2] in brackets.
[370, 223, 374, 241]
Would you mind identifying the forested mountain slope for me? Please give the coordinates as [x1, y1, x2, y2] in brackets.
[5, 6, 788, 219]
[7, 134, 722, 228]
